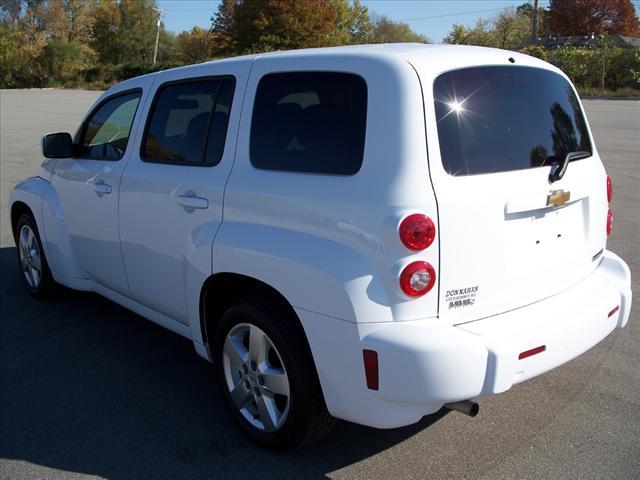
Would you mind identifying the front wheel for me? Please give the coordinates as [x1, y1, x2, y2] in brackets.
[213, 295, 334, 450]
[15, 213, 57, 297]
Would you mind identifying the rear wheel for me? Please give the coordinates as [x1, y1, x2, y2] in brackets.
[213, 295, 334, 450]
[15, 213, 57, 297]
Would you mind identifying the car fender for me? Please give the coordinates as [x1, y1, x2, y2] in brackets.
[10, 176, 87, 288]
[211, 221, 394, 324]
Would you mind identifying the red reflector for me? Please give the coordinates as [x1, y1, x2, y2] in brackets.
[608, 306, 620, 317]
[606, 209, 613, 236]
[518, 345, 546, 360]
[607, 175, 613, 203]
[363, 349, 379, 390]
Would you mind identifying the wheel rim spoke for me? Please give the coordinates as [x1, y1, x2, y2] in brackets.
[30, 266, 41, 287]
[229, 382, 252, 410]
[27, 228, 35, 250]
[30, 251, 41, 273]
[249, 324, 267, 364]
[224, 335, 249, 368]
[19, 228, 30, 262]
[24, 267, 34, 287]
[19, 249, 28, 269]
[255, 394, 277, 432]
[260, 366, 289, 396]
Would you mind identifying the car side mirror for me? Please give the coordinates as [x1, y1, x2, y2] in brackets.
[42, 132, 73, 158]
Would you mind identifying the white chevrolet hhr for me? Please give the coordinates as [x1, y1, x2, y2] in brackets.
[10, 44, 632, 450]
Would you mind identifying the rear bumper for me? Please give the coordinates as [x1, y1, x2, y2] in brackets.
[305, 250, 631, 429]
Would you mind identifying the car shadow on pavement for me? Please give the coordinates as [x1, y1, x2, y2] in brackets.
[0, 247, 446, 480]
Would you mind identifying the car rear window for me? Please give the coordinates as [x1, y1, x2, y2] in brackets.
[250, 72, 367, 175]
[433, 66, 592, 176]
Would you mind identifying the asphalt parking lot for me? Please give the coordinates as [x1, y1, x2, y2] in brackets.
[1, 90, 639, 480]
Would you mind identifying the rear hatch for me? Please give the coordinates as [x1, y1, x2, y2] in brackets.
[416, 63, 608, 325]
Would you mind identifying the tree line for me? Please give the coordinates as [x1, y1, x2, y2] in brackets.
[0, 0, 426, 88]
[1, 0, 638, 95]
[443, 0, 639, 95]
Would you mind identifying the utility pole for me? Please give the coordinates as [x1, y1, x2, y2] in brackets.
[531, 0, 539, 44]
[152, 7, 168, 65]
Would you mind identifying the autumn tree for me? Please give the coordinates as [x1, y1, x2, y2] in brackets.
[492, 8, 531, 49]
[444, 8, 529, 49]
[328, 0, 373, 45]
[548, 0, 640, 36]
[211, 0, 430, 56]
[370, 14, 429, 43]
[212, 0, 337, 55]
[176, 26, 215, 64]
[42, 0, 97, 81]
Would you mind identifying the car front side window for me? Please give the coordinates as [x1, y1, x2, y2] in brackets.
[76, 91, 141, 161]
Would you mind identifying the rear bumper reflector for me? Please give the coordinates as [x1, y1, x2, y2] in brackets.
[608, 305, 620, 317]
[363, 349, 379, 390]
[518, 345, 546, 360]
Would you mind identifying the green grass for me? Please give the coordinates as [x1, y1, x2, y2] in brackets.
[578, 87, 640, 98]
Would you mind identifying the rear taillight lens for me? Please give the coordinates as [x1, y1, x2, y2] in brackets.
[399, 214, 435, 251]
[607, 175, 613, 203]
[607, 209, 613, 236]
[399, 261, 436, 297]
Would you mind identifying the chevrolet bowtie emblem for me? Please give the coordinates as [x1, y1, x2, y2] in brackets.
[547, 190, 571, 207]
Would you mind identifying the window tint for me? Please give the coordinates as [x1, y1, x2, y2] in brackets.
[77, 91, 140, 160]
[434, 66, 592, 176]
[250, 72, 367, 175]
[142, 78, 235, 166]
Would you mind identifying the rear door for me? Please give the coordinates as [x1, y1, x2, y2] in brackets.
[418, 64, 608, 324]
[119, 63, 246, 325]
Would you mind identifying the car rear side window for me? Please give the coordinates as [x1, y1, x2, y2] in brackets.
[250, 72, 367, 175]
[142, 78, 235, 166]
[76, 91, 141, 161]
[433, 66, 592, 176]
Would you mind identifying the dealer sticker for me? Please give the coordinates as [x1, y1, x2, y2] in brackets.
[445, 286, 479, 309]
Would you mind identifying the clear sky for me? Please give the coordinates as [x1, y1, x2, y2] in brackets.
[157, 0, 640, 43]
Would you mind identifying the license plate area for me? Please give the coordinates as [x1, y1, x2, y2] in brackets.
[504, 199, 587, 275]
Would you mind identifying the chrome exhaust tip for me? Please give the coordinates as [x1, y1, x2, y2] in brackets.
[444, 400, 479, 417]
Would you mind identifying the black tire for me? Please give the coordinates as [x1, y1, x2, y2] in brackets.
[14, 212, 57, 298]
[213, 294, 335, 450]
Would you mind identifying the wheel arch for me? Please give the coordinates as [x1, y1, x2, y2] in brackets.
[199, 272, 302, 350]
[10, 201, 33, 241]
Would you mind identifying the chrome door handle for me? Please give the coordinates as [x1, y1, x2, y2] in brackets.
[177, 194, 209, 210]
[91, 180, 112, 195]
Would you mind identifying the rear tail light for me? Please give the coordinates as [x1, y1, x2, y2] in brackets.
[362, 350, 379, 390]
[400, 261, 436, 297]
[607, 209, 613, 236]
[607, 175, 613, 203]
[399, 214, 435, 250]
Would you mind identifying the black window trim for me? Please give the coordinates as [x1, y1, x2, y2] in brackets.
[73, 87, 143, 162]
[249, 70, 369, 177]
[139, 75, 237, 168]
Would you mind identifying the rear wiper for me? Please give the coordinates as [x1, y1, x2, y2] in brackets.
[548, 151, 591, 183]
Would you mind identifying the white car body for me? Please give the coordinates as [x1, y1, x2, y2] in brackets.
[10, 44, 632, 430]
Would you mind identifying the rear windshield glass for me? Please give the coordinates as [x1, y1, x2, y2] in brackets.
[433, 66, 592, 176]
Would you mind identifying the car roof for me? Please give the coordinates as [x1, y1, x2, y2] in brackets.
[114, 43, 555, 91]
